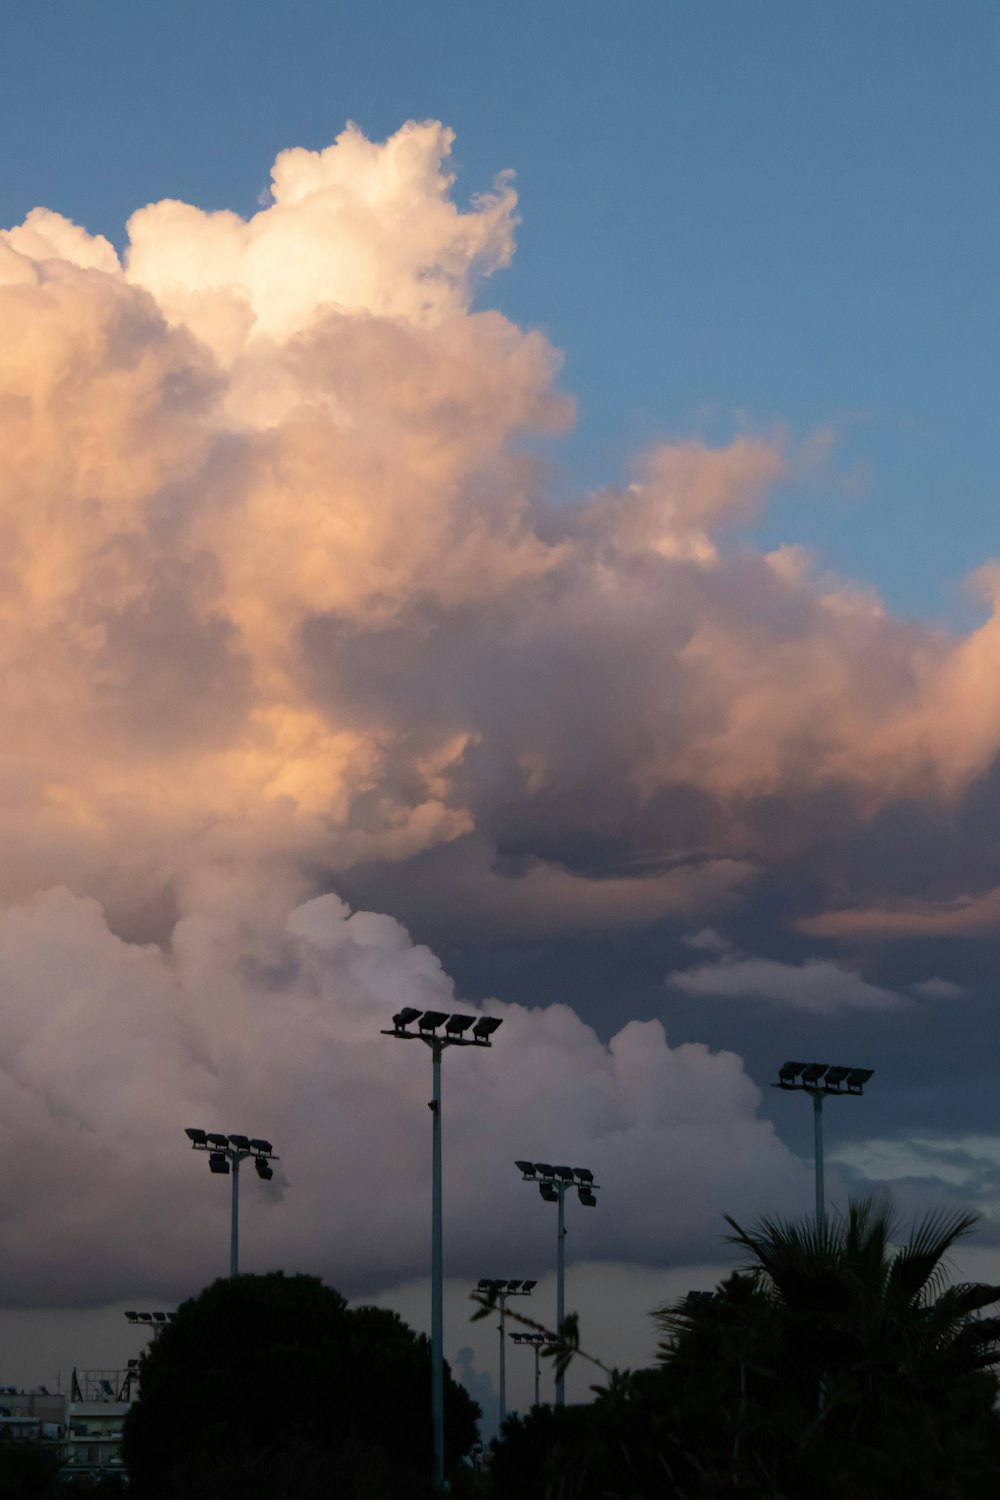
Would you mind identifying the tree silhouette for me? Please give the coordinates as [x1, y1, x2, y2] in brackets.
[123, 1272, 479, 1499]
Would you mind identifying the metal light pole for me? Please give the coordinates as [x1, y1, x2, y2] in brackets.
[773, 1064, 873, 1231]
[383, 1007, 503, 1492]
[183, 1130, 278, 1276]
[514, 1162, 599, 1406]
[477, 1279, 536, 1429]
[511, 1332, 548, 1408]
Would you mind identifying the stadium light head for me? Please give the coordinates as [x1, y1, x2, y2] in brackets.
[578, 1188, 597, 1207]
[539, 1183, 559, 1203]
[800, 1063, 828, 1084]
[419, 1010, 449, 1032]
[153, 1312, 167, 1323]
[392, 1007, 422, 1030]
[228, 1134, 250, 1150]
[777, 1062, 806, 1085]
[506, 1280, 522, 1291]
[249, 1138, 273, 1154]
[185, 1128, 207, 1145]
[472, 1016, 503, 1042]
[208, 1151, 230, 1175]
[206, 1132, 229, 1148]
[254, 1157, 273, 1181]
[521, 1279, 538, 1292]
[515, 1160, 537, 1177]
[445, 1014, 476, 1035]
[124, 1312, 137, 1321]
[847, 1067, 874, 1091]
[553, 1165, 574, 1181]
[573, 1168, 594, 1184]
[824, 1067, 850, 1088]
[535, 1163, 555, 1178]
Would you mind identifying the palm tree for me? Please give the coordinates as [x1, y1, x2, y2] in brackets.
[655, 1197, 1000, 1498]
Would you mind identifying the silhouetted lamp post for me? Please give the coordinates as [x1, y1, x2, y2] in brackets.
[511, 1332, 548, 1409]
[383, 1007, 502, 1492]
[773, 1063, 873, 1230]
[183, 1129, 278, 1276]
[514, 1161, 599, 1406]
[477, 1278, 536, 1428]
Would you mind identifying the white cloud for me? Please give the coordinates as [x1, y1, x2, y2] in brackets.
[0, 881, 806, 1308]
[667, 954, 907, 1015]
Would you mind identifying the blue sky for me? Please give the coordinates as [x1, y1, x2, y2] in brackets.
[3, 0, 997, 621]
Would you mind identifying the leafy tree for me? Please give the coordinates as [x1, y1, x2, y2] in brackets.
[123, 1272, 479, 1500]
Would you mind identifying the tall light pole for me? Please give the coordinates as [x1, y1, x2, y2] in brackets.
[511, 1332, 548, 1409]
[514, 1162, 599, 1406]
[476, 1278, 536, 1429]
[184, 1129, 278, 1276]
[383, 1007, 503, 1492]
[773, 1064, 873, 1231]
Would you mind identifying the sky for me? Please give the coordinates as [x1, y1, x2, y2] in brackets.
[1, 0, 999, 1421]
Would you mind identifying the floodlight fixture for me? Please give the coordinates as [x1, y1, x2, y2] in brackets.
[772, 1060, 874, 1231]
[381, 1006, 501, 1491]
[516, 1157, 600, 1406]
[474, 1274, 536, 1427]
[124, 1312, 137, 1321]
[153, 1312, 167, 1323]
[183, 1127, 280, 1277]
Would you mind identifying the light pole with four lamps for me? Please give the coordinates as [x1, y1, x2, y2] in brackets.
[514, 1161, 598, 1406]
[476, 1278, 536, 1429]
[773, 1063, 873, 1231]
[382, 1007, 503, 1493]
[183, 1129, 278, 1277]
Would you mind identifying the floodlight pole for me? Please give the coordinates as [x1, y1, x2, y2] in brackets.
[431, 1038, 444, 1487]
[183, 1131, 278, 1278]
[230, 1151, 244, 1277]
[382, 1008, 502, 1494]
[498, 1291, 506, 1427]
[556, 1184, 567, 1407]
[773, 1064, 873, 1233]
[812, 1092, 826, 1233]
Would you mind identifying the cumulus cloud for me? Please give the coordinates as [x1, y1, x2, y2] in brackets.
[667, 954, 908, 1015]
[4, 118, 1000, 1308]
[0, 881, 805, 1306]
